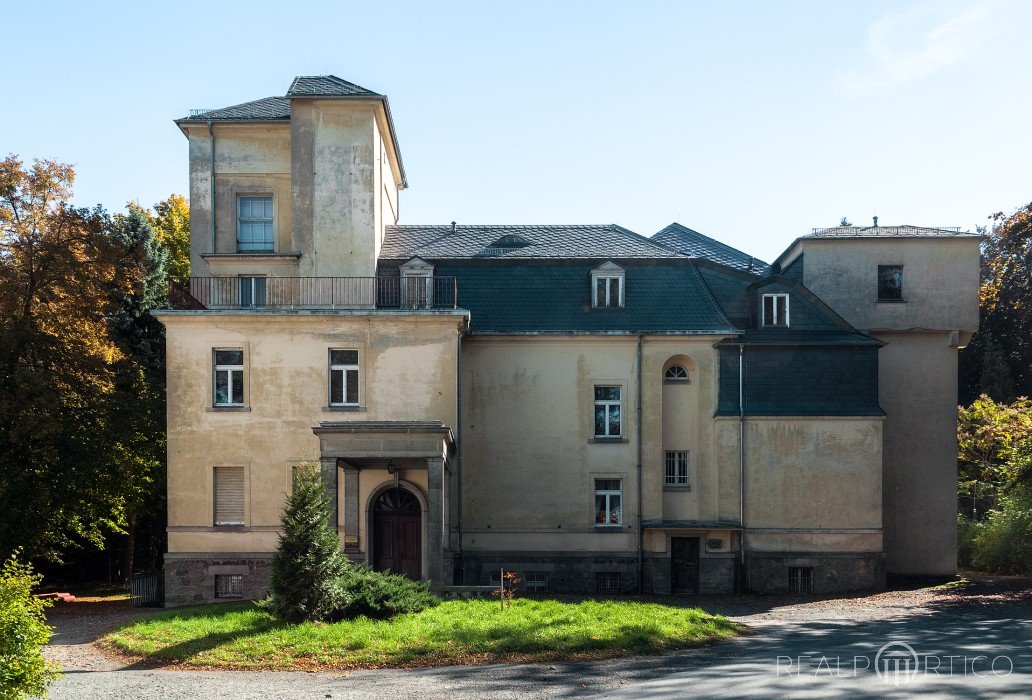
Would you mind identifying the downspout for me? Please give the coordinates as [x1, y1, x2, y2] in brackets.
[207, 120, 216, 253]
[636, 334, 644, 593]
[738, 343, 747, 592]
[455, 324, 464, 583]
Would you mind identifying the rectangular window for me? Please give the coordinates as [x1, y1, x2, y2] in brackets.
[239, 276, 267, 307]
[328, 349, 360, 406]
[593, 386, 622, 437]
[665, 450, 690, 486]
[762, 293, 789, 327]
[215, 574, 243, 598]
[878, 265, 903, 300]
[524, 571, 549, 593]
[593, 276, 623, 308]
[594, 478, 622, 526]
[213, 466, 245, 526]
[788, 566, 814, 594]
[596, 571, 621, 593]
[213, 349, 244, 406]
[237, 196, 274, 252]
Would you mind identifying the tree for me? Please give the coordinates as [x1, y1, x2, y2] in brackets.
[266, 465, 347, 622]
[957, 395, 1032, 519]
[0, 156, 133, 560]
[148, 194, 189, 288]
[839, 217, 852, 227]
[960, 202, 1032, 402]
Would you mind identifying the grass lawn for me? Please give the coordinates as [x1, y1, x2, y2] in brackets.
[102, 598, 741, 670]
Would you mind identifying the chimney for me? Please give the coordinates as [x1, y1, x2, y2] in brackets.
[451, 221, 457, 235]
[873, 216, 879, 227]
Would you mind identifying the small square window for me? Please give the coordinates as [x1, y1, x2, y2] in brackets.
[761, 293, 789, 327]
[878, 265, 903, 301]
[524, 571, 549, 592]
[215, 574, 243, 598]
[596, 572, 621, 594]
[788, 567, 814, 594]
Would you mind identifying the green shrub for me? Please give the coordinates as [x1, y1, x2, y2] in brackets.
[0, 554, 59, 700]
[265, 465, 347, 623]
[332, 563, 439, 620]
[956, 513, 981, 569]
[970, 485, 1032, 574]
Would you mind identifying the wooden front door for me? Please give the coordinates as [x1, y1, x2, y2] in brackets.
[671, 537, 700, 594]
[372, 488, 421, 579]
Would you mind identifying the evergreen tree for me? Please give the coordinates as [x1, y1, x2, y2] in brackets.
[267, 465, 347, 622]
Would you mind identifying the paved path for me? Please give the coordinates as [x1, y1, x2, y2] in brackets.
[45, 579, 1032, 699]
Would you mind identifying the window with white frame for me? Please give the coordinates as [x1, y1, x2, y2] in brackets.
[593, 386, 622, 437]
[594, 479, 622, 526]
[237, 196, 274, 252]
[664, 364, 689, 382]
[213, 349, 244, 406]
[761, 293, 789, 327]
[239, 276, 267, 307]
[213, 466, 245, 526]
[215, 574, 243, 598]
[591, 262, 625, 309]
[328, 349, 359, 406]
[665, 450, 690, 487]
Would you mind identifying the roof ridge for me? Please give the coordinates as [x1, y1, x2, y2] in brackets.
[658, 222, 767, 264]
[609, 224, 692, 257]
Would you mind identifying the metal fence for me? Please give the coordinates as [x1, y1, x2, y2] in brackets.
[184, 276, 458, 310]
[129, 573, 160, 607]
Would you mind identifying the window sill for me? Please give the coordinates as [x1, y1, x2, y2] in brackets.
[594, 525, 628, 532]
[876, 298, 907, 303]
[323, 405, 368, 413]
[213, 524, 248, 530]
[663, 485, 693, 492]
[207, 406, 251, 412]
[201, 252, 302, 259]
[588, 437, 629, 444]
[663, 379, 691, 385]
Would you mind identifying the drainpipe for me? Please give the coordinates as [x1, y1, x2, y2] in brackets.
[207, 120, 217, 254]
[455, 325, 464, 583]
[636, 334, 644, 593]
[738, 343, 747, 592]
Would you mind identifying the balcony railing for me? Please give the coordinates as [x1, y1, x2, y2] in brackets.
[179, 276, 459, 310]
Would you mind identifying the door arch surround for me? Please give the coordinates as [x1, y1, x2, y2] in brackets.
[365, 480, 428, 580]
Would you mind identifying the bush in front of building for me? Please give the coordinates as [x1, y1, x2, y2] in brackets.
[960, 486, 1032, 574]
[0, 553, 59, 700]
[331, 564, 438, 620]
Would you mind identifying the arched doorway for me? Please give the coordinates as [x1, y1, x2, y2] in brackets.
[372, 487, 422, 579]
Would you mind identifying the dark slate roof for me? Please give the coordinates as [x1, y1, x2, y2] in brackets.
[652, 223, 770, 274]
[176, 97, 291, 123]
[381, 225, 686, 260]
[805, 225, 979, 239]
[286, 75, 381, 97]
[426, 261, 738, 334]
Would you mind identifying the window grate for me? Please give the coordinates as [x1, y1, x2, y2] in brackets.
[524, 571, 548, 592]
[665, 451, 690, 486]
[215, 574, 243, 598]
[596, 572, 621, 594]
[788, 567, 814, 594]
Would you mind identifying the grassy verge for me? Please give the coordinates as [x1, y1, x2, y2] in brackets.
[102, 598, 740, 670]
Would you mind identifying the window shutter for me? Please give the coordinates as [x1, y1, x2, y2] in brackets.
[214, 466, 245, 525]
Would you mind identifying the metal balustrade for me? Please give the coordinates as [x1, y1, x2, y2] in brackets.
[180, 276, 459, 310]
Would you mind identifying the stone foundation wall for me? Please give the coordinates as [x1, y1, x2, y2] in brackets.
[164, 554, 272, 607]
[461, 553, 640, 594]
[747, 552, 885, 593]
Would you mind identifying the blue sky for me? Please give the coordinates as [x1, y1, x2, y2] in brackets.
[3, 0, 1029, 262]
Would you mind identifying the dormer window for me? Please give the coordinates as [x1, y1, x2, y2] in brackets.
[761, 293, 789, 327]
[491, 234, 531, 248]
[591, 262, 625, 309]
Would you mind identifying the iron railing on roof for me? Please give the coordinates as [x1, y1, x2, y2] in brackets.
[183, 276, 458, 310]
[811, 225, 963, 235]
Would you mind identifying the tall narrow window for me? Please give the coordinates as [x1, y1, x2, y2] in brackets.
[239, 276, 267, 307]
[213, 349, 244, 406]
[237, 196, 274, 252]
[878, 265, 904, 300]
[594, 479, 622, 526]
[665, 450, 690, 487]
[213, 466, 245, 526]
[593, 386, 622, 437]
[761, 293, 789, 327]
[329, 350, 359, 406]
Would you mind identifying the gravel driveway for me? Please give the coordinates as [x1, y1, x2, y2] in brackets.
[44, 577, 1032, 699]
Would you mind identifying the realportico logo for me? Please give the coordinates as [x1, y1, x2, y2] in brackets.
[775, 639, 1014, 684]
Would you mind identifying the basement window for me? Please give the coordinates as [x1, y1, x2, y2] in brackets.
[761, 293, 789, 327]
[524, 571, 549, 593]
[788, 566, 814, 594]
[596, 572, 621, 594]
[215, 574, 243, 598]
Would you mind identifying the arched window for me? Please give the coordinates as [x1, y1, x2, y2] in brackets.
[664, 364, 689, 382]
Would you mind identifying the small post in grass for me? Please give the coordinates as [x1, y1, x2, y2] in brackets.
[500, 567, 504, 611]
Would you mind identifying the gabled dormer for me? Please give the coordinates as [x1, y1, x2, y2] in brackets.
[591, 261, 625, 309]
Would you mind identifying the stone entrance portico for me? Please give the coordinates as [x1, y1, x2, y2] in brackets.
[313, 421, 455, 585]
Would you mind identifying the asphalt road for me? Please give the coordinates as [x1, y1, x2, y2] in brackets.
[46, 581, 1032, 699]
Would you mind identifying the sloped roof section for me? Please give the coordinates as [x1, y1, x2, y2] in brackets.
[381, 224, 686, 260]
[806, 225, 978, 238]
[652, 223, 770, 274]
[176, 97, 291, 123]
[286, 75, 381, 97]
